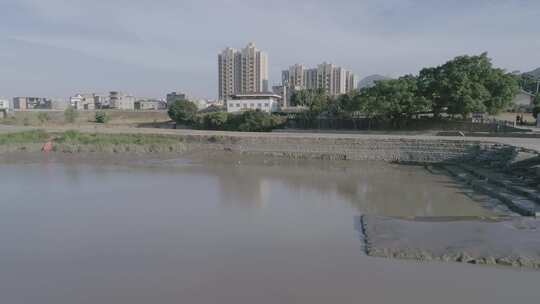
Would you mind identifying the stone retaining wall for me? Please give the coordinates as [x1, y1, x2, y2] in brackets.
[178, 134, 509, 163]
[0, 132, 517, 164]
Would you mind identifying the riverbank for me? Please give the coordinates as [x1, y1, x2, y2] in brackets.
[1, 126, 540, 161]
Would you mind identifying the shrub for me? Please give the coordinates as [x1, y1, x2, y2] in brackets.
[225, 110, 286, 132]
[64, 106, 78, 123]
[95, 111, 110, 123]
[197, 112, 230, 130]
[37, 112, 50, 124]
[168, 99, 198, 125]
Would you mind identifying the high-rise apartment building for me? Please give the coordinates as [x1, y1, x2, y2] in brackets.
[218, 43, 268, 101]
[281, 63, 358, 96]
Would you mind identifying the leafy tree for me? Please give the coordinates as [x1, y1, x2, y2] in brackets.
[418, 53, 518, 117]
[168, 99, 198, 125]
[483, 69, 520, 114]
[417, 67, 446, 117]
[64, 106, 78, 123]
[290, 89, 330, 114]
[335, 91, 364, 113]
[359, 75, 429, 120]
[195, 112, 230, 130]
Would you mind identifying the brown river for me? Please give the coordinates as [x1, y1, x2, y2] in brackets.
[0, 154, 538, 303]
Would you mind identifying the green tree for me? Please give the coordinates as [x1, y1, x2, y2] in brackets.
[226, 110, 285, 132]
[168, 99, 198, 125]
[95, 111, 110, 124]
[195, 112, 230, 130]
[335, 91, 364, 113]
[64, 106, 78, 123]
[418, 53, 518, 118]
[290, 89, 330, 114]
[359, 75, 429, 120]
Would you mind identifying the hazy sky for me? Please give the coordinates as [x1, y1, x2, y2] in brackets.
[1, 0, 539, 99]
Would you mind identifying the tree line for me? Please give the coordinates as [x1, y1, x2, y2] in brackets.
[168, 53, 535, 132]
[291, 53, 521, 120]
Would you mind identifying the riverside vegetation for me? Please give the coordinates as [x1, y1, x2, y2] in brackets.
[167, 99, 286, 132]
[0, 130, 179, 146]
[168, 53, 537, 132]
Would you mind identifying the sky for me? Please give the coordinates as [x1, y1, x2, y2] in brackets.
[0, 0, 539, 100]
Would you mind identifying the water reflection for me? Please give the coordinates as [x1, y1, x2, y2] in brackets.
[0, 156, 498, 217]
[192, 160, 495, 216]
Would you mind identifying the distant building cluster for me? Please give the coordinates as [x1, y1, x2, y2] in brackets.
[0, 41, 536, 119]
[282, 63, 359, 96]
[217, 43, 359, 112]
[6, 92, 171, 112]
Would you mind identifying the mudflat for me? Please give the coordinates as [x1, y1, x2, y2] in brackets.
[361, 215, 540, 268]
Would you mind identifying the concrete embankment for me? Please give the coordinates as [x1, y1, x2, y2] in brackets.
[360, 215, 540, 269]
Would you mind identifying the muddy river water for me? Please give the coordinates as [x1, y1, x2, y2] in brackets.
[0, 155, 538, 303]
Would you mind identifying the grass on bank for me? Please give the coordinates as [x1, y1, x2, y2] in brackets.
[0, 130, 49, 145]
[55, 130, 180, 145]
[0, 130, 179, 146]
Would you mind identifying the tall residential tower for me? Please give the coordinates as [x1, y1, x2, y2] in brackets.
[281, 63, 358, 96]
[218, 43, 269, 101]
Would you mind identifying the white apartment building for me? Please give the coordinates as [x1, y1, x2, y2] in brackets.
[0, 98, 10, 110]
[134, 99, 167, 111]
[281, 63, 358, 96]
[109, 91, 136, 110]
[0, 98, 9, 118]
[226, 93, 281, 113]
[70, 94, 96, 110]
[218, 43, 269, 101]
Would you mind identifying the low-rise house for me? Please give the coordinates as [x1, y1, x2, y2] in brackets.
[134, 99, 167, 110]
[13, 97, 52, 110]
[94, 95, 110, 109]
[191, 99, 222, 111]
[70, 94, 96, 110]
[226, 93, 281, 113]
[110, 91, 136, 110]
